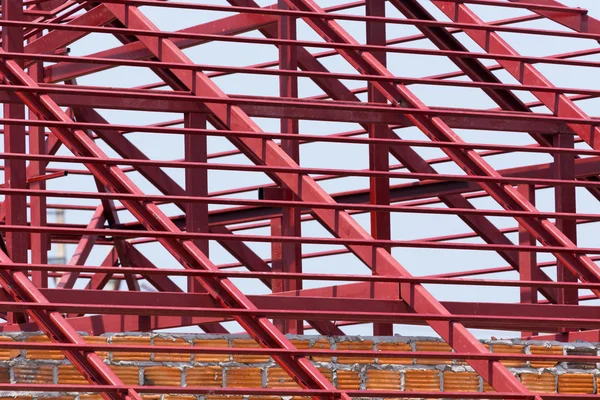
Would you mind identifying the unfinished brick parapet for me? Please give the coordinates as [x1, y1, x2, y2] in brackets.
[0, 333, 599, 399]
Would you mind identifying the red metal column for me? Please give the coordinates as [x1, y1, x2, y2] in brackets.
[278, 0, 302, 334]
[3, 0, 28, 324]
[2, 0, 27, 264]
[554, 133, 578, 307]
[27, 26, 48, 288]
[366, 0, 392, 337]
[185, 113, 209, 293]
[518, 184, 537, 338]
[270, 216, 285, 331]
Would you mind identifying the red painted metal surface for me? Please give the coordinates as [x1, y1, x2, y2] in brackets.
[0, 0, 599, 398]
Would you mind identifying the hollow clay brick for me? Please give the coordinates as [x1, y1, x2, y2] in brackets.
[154, 337, 191, 362]
[83, 336, 108, 360]
[336, 370, 360, 390]
[111, 365, 140, 385]
[0, 337, 19, 361]
[492, 343, 525, 367]
[336, 340, 374, 364]
[310, 339, 331, 362]
[111, 335, 152, 361]
[558, 373, 594, 394]
[521, 373, 556, 393]
[366, 370, 401, 390]
[529, 345, 563, 368]
[404, 369, 440, 392]
[193, 338, 230, 363]
[185, 365, 222, 387]
[144, 366, 181, 386]
[443, 371, 480, 392]
[376, 341, 413, 365]
[266, 367, 300, 388]
[226, 367, 262, 388]
[13, 364, 54, 384]
[25, 335, 64, 360]
[231, 339, 270, 363]
[57, 365, 86, 385]
[415, 341, 452, 365]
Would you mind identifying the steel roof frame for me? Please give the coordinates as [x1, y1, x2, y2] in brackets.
[0, 0, 599, 399]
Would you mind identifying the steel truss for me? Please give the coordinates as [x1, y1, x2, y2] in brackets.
[0, 0, 599, 398]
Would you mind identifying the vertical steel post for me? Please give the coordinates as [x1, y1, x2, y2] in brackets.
[185, 113, 209, 293]
[554, 132, 578, 340]
[2, 0, 27, 263]
[27, 29, 48, 288]
[3, 0, 28, 324]
[518, 184, 537, 338]
[366, 0, 392, 336]
[554, 133, 578, 306]
[278, 0, 302, 334]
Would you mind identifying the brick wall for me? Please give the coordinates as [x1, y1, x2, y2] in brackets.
[0, 333, 599, 399]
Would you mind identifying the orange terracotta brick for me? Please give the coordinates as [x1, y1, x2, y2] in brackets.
[25, 335, 64, 360]
[79, 396, 103, 400]
[310, 339, 331, 362]
[266, 367, 300, 388]
[111, 365, 140, 385]
[492, 343, 525, 367]
[290, 339, 309, 355]
[185, 365, 222, 387]
[404, 370, 440, 392]
[366, 370, 401, 390]
[112, 336, 151, 361]
[0, 397, 31, 400]
[290, 339, 309, 350]
[144, 366, 181, 386]
[566, 347, 597, 369]
[47, 397, 75, 400]
[482, 379, 495, 392]
[0, 366, 9, 383]
[415, 341, 451, 365]
[336, 340, 374, 364]
[483, 380, 494, 392]
[58, 365, 86, 384]
[193, 338, 230, 363]
[0, 337, 19, 360]
[154, 337, 191, 362]
[443, 371, 479, 392]
[84, 336, 108, 360]
[336, 370, 360, 390]
[13, 365, 54, 383]
[529, 345, 563, 368]
[521, 373, 556, 393]
[232, 339, 270, 363]
[163, 396, 195, 400]
[318, 367, 333, 383]
[141, 396, 161, 400]
[226, 367, 262, 388]
[376, 342, 413, 365]
[205, 397, 243, 400]
[558, 373, 594, 394]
